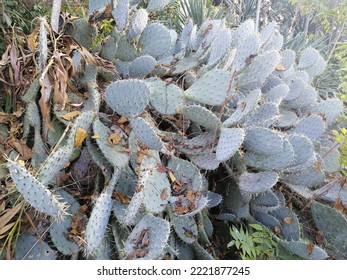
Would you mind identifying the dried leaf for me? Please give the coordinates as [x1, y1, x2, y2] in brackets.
[91, 134, 100, 139]
[27, 23, 40, 51]
[274, 226, 281, 235]
[62, 111, 81, 121]
[184, 228, 194, 238]
[173, 205, 189, 215]
[108, 133, 121, 145]
[306, 243, 314, 255]
[117, 117, 128, 124]
[275, 64, 286, 71]
[74, 128, 87, 148]
[168, 171, 177, 183]
[186, 190, 195, 203]
[127, 249, 148, 259]
[39, 75, 53, 139]
[0, 202, 23, 230]
[113, 192, 131, 205]
[157, 164, 167, 173]
[10, 141, 32, 160]
[160, 189, 168, 200]
[283, 216, 292, 225]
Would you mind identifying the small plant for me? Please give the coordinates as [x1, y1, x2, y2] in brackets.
[332, 128, 347, 176]
[92, 18, 115, 50]
[227, 224, 280, 260]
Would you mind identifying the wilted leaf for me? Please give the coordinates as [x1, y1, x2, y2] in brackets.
[117, 117, 128, 124]
[306, 243, 314, 254]
[113, 192, 131, 205]
[168, 171, 177, 183]
[27, 23, 40, 51]
[0, 202, 23, 230]
[160, 189, 168, 200]
[91, 134, 100, 139]
[39, 75, 53, 139]
[75, 128, 87, 148]
[283, 216, 293, 225]
[62, 111, 81, 121]
[275, 64, 286, 71]
[186, 190, 195, 203]
[10, 141, 32, 160]
[107, 133, 121, 145]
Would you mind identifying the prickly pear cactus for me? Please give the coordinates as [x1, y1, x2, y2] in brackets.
[5, 0, 345, 260]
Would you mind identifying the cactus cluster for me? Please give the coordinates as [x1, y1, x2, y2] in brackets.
[5, 1, 347, 260]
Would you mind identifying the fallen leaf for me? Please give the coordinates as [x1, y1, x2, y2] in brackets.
[62, 111, 81, 121]
[117, 116, 128, 124]
[0, 202, 23, 230]
[108, 133, 121, 145]
[119, 148, 131, 153]
[168, 171, 177, 183]
[275, 64, 286, 71]
[74, 127, 87, 148]
[283, 216, 293, 225]
[127, 249, 148, 259]
[157, 164, 167, 173]
[91, 134, 100, 139]
[186, 190, 195, 203]
[27, 23, 40, 51]
[274, 226, 281, 235]
[113, 192, 131, 205]
[306, 243, 314, 254]
[183, 228, 194, 238]
[10, 141, 32, 160]
[0, 222, 16, 236]
[160, 189, 168, 200]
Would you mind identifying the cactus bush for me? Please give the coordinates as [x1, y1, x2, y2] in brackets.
[1, 0, 346, 260]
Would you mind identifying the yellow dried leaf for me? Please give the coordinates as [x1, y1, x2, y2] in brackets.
[160, 189, 168, 200]
[91, 134, 100, 139]
[27, 23, 40, 51]
[186, 190, 195, 203]
[0, 222, 16, 235]
[108, 133, 121, 145]
[62, 111, 81, 121]
[0, 202, 23, 230]
[117, 116, 128, 124]
[74, 128, 87, 148]
[275, 64, 286, 71]
[168, 171, 176, 183]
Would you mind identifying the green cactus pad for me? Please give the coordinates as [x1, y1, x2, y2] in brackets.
[15, 233, 56, 260]
[37, 146, 73, 185]
[171, 215, 198, 244]
[179, 105, 221, 130]
[270, 207, 300, 241]
[92, 119, 129, 169]
[281, 167, 325, 188]
[311, 201, 347, 257]
[251, 190, 280, 208]
[262, 75, 283, 93]
[216, 127, 245, 162]
[148, 80, 184, 115]
[131, 117, 163, 150]
[243, 102, 279, 127]
[237, 51, 281, 87]
[223, 89, 261, 127]
[288, 134, 314, 167]
[280, 49, 296, 69]
[173, 132, 215, 156]
[293, 115, 325, 141]
[139, 23, 173, 58]
[140, 156, 171, 213]
[230, 19, 255, 48]
[69, 18, 97, 50]
[190, 153, 221, 170]
[129, 55, 156, 78]
[207, 28, 232, 67]
[112, 0, 128, 31]
[298, 47, 320, 69]
[22, 77, 40, 103]
[260, 22, 277, 46]
[225, 184, 250, 218]
[244, 139, 294, 170]
[305, 55, 326, 78]
[231, 34, 261, 72]
[320, 147, 340, 173]
[104, 79, 150, 119]
[7, 159, 67, 219]
[276, 239, 328, 260]
[276, 109, 297, 127]
[114, 34, 137, 62]
[124, 214, 170, 260]
[147, 0, 176, 12]
[184, 69, 232, 106]
[252, 211, 282, 231]
[263, 84, 289, 104]
[283, 78, 305, 102]
[263, 32, 283, 51]
[49, 190, 80, 256]
[284, 87, 317, 109]
[127, 8, 148, 42]
[167, 157, 202, 191]
[244, 127, 284, 155]
[239, 171, 279, 195]
[312, 99, 343, 123]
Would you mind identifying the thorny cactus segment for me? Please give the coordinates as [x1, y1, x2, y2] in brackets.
[6, 159, 67, 220]
[4, 0, 345, 260]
